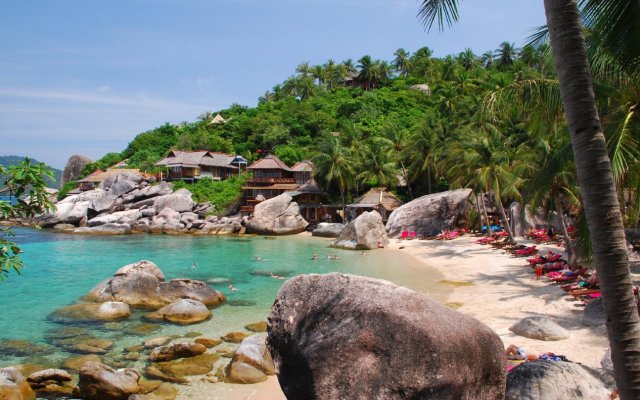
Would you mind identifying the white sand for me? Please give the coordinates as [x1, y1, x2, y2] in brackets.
[179, 234, 609, 399]
[388, 235, 609, 368]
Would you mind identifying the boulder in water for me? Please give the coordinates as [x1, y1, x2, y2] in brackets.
[148, 342, 207, 362]
[225, 334, 275, 384]
[144, 299, 211, 325]
[332, 211, 389, 250]
[0, 367, 35, 400]
[245, 193, 308, 235]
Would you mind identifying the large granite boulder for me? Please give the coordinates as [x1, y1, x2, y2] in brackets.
[61, 155, 92, 186]
[152, 189, 194, 213]
[386, 189, 473, 238]
[148, 342, 207, 362]
[0, 367, 36, 400]
[509, 317, 570, 341]
[312, 223, 345, 238]
[42, 200, 91, 226]
[88, 210, 141, 227]
[144, 354, 219, 384]
[144, 299, 211, 325]
[225, 335, 275, 384]
[107, 180, 138, 198]
[245, 193, 308, 235]
[99, 173, 143, 191]
[77, 362, 140, 400]
[332, 211, 389, 250]
[85, 261, 225, 308]
[505, 361, 609, 399]
[267, 273, 505, 400]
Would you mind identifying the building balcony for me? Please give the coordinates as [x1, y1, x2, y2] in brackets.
[247, 177, 296, 184]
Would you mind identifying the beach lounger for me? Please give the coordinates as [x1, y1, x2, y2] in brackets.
[399, 231, 409, 240]
[514, 246, 537, 256]
[407, 232, 417, 240]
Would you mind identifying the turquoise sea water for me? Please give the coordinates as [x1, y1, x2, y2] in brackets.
[0, 228, 446, 370]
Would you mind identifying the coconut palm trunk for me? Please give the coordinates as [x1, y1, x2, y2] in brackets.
[480, 191, 491, 237]
[544, 0, 640, 396]
[554, 195, 575, 263]
[494, 193, 515, 243]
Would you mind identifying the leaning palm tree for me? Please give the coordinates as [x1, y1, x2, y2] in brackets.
[418, 0, 640, 396]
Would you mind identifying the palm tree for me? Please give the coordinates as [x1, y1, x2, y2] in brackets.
[357, 55, 375, 90]
[496, 41, 518, 67]
[311, 65, 325, 86]
[418, 1, 640, 396]
[296, 62, 311, 77]
[355, 141, 399, 188]
[312, 136, 355, 217]
[458, 48, 477, 70]
[393, 48, 412, 76]
[481, 51, 495, 68]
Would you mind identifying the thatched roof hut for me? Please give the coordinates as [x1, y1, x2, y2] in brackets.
[347, 187, 403, 222]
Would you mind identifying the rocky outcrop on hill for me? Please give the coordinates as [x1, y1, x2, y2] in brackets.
[245, 193, 308, 235]
[85, 260, 225, 309]
[332, 211, 389, 250]
[386, 189, 473, 238]
[61, 155, 92, 186]
[267, 273, 506, 399]
[40, 175, 243, 236]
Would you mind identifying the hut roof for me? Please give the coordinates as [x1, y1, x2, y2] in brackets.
[291, 160, 314, 172]
[350, 187, 403, 211]
[155, 150, 236, 168]
[209, 113, 226, 125]
[248, 154, 290, 171]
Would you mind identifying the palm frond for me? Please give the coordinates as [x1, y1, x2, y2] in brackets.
[417, 0, 461, 32]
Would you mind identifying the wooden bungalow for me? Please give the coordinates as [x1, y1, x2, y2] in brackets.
[291, 160, 314, 185]
[346, 187, 403, 222]
[286, 178, 325, 223]
[155, 150, 240, 182]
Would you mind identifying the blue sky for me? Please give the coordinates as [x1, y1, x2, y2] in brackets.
[0, 0, 546, 169]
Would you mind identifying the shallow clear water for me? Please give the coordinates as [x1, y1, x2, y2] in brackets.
[0, 228, 446, 369]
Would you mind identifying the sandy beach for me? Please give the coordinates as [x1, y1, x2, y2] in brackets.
[180, 234, 611, 399]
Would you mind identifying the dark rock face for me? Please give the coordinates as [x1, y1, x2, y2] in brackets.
[61, 155, 92, 186]
[267, 273, 506, 400]
[77, 362, 140, 400]
[505, 361, 610, 399]
[386, 189, 473, 238]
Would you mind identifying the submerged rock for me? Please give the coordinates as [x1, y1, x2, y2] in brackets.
[0, 340, 54, 357]
[144, 299, 211, 325]
[332, 210, 389, 250]
[245, 193, 308, 235]
[148, 343, 207, 362]
[268, 273, 505, 400]
[61, 355, 102, 373]
[505, 361, 609, 399]
[386, 189, 473, 238]
[49, 302, 130, 323]
[144, 353, 219, 384]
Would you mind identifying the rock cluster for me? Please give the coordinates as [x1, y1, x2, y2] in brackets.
[85, 260, 225, 309]
[267, 273, 506, 399]
[41, 174, 242, 236]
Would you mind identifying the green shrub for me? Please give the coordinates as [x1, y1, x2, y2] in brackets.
[57, 181, 77, 201]
[173, 174, 248, 215]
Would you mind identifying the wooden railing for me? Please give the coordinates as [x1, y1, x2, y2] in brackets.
[248, 177, 296, 184]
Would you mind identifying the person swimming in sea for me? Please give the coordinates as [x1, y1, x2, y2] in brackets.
[229, 284, 237, 292]
[191, 261, 198, 269]
[254, 256, 263, 261]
